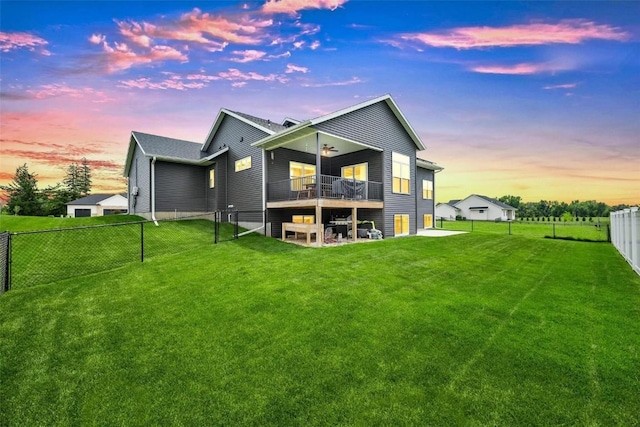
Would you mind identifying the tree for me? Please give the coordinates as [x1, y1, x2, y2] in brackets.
[0, 164, 42, 215]
[498, 195, 521, 209]
[63, 162, 81, 200]
[62, 158, 92, 201]
[78, 157, 92, 196]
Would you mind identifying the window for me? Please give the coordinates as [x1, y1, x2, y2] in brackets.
[423, 214, 433, 229]
[209, 169, 215, 188]
[290, 161, 316, 190]
[392, 152, 410, 194]
[342, 163, 368, 181]
[235, 156, 252, 172]
[394, 214, 409, 236]
[422, 180, 433, 199]
[292, 215, 315, 224]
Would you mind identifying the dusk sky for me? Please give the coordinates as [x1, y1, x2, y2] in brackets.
[1, 0, 638, 205]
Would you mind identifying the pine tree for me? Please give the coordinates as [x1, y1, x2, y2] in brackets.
[0, 164, 42, 215]
[63, 162, 80, 200]
[79, 157, 92, 196]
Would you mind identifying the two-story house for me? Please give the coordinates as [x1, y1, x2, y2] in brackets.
[123, 94, 443, 241]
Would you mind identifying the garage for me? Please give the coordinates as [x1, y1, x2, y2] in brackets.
[74, 208, 91, 217]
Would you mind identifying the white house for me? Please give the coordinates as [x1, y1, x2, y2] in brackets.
[435, 202, 460, 221]
[453, 194, 516, 221]
[66, 194, 128, 217]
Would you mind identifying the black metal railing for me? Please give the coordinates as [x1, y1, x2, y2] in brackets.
[267, 174, 383, 202]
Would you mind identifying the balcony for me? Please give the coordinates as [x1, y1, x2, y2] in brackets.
[267, 175, 383, 208]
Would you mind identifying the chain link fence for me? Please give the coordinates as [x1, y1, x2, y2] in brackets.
[1, 211, 266, 292]
[437, 218, 610, 242]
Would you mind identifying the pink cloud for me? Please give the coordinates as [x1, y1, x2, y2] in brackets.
[119, 76, 208, 90]
[218, 68, 289, 84]
[470, 63, 559, 75]
[0, 31, 50, 55]
[92, 36, 187, 72]
[26, 84, 115, 103]
[262, 0, 348, 14]
[178, 8, 272, 45]
[230, 49, 267, 62]
[399, 19, 630, 49]
[285, 63, 309, 73]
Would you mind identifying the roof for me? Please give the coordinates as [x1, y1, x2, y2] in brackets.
[448, 199, 461, 205]
[455, 194, 517, 210]
[132, 131, 204, 161]
[123, 131, 228, 176]
[251, 94, 427, 151]
[417, 158, 444, 171]
[66, 194, 125, 206]
[202, 108, 278, 151]
[473, 194, 517, 210]
[231, 111, 288, 133]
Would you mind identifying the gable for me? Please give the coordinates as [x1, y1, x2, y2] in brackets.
[202, 109, 276, 152]
[313, 100, 420, 152]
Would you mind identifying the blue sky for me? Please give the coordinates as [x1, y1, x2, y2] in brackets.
[1, 0, 639, 204]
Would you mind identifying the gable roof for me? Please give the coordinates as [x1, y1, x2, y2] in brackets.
[251, 94, 426, 151]
[457, 194, 517, 210]
[133, 131, 204, 160]
[66, 194, 125, 206]
[123, 131, 228, 176]
[202, 108, 279, 151]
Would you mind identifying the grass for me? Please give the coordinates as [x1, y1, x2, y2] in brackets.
[1, 223, 639, 425]
[0, 214, 146, 232]
[3, 215, 230, 290]
[440, 219, 610, 241]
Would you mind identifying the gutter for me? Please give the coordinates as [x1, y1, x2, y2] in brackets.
[151, 156, 159, 226]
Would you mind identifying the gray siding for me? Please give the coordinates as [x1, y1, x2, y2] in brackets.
[207, 160, 227, 212]
[208, 115, 269, 211]
[267, 148, 316, 183]
[416, 168, 435, 228]
[127, 144, 150, 214]
[155, 162, 207, 212]
[315, 101, 418, 237]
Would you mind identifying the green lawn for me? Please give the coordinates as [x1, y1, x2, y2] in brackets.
[1, 226, 639, 425]
[439, 219, 610, 241]
[0, 214, 146, 232]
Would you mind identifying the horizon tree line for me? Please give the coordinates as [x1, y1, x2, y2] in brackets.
[0, 160, 92, 216]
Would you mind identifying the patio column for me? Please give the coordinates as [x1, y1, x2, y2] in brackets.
[352, 207, 358, 241]
[315, 132, 321, 199]
[316, 204, 323, 246]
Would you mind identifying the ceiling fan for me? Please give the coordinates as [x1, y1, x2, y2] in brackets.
[322, 144, 338, 155]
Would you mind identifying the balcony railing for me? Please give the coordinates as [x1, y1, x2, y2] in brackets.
[268, 175, 383, 202]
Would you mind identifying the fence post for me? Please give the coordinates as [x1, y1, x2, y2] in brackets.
[631, 207, 638, 273]
[234, 210, 239, 240]
[508, 221, 511, 235]
[214, 211, 219, 244]
[140, 222, 144, 262]
[1, 232, 11, 293]
[553, 223, 556, 239]
[471, 220, 474, 232]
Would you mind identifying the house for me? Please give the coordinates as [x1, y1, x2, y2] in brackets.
[435, 202, 460, 221]
[66, 194, 128, 217]
[123, 94, 443, 241]
[451, 194, 516, 221]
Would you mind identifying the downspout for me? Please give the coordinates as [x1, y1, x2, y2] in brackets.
[262, 148, 267, 234]
[151, 156, 159, 226]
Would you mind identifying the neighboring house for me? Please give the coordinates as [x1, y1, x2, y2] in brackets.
[66, 194, 128, 217]
[123, 94, 443, 239]
[453, 194, 517, 221]
[435, 202, 460, 221]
